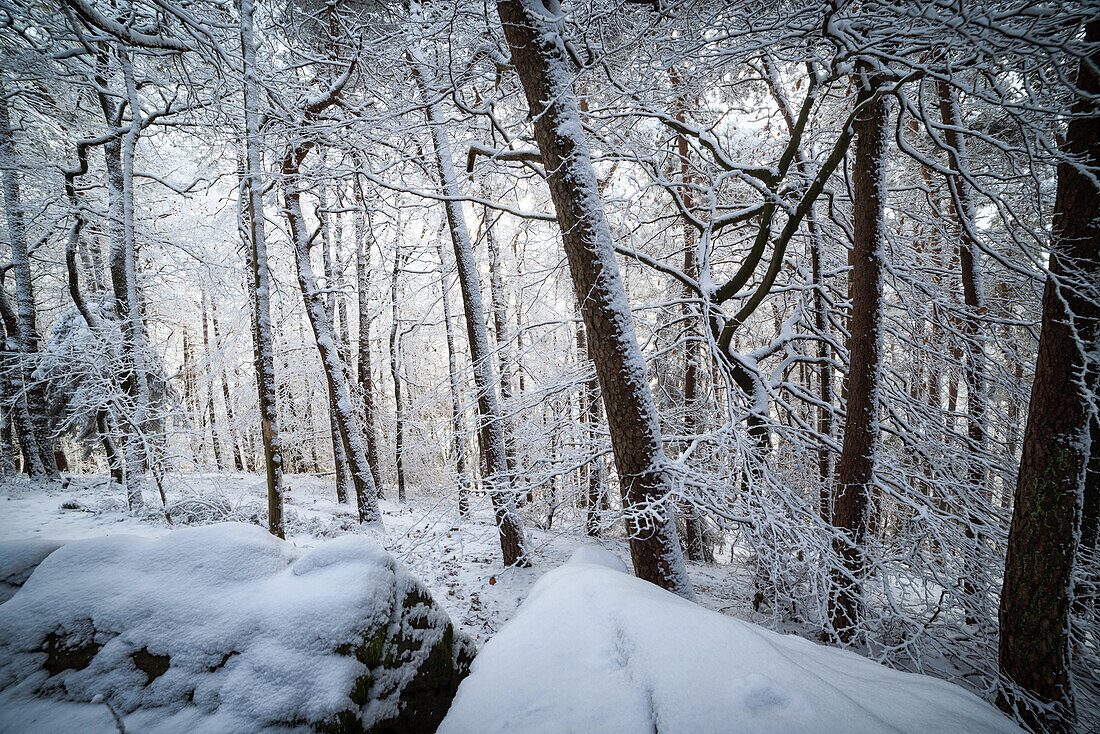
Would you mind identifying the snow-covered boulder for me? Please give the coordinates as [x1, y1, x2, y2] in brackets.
[0, 539, 64, 604]
[439, 545, 1022, 734]
[0, 523, 474, 733]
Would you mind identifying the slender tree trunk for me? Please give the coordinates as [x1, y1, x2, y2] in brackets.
[283, 143, 381, 526]
[201, 293, 226, 470]
[239, 0, 285, 536]
[209, 300, 245, 471]
[938, 80, 989, 623]
[577, 322, 604, 537]
[319, 183, 351, 505]
[829, 84, 889, 642]
[486, 212, 520, 501]
[390, 246, 406, 503]
[997, 21, 1099, 732]
[438, 242, 472, 518]
[497, 0, 692, 598]
[0, 87, 53, 478]
[353, 172, 383, 496]
[408, 32, 528, 566]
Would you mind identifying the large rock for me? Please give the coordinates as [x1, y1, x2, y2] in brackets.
[0, 523, 474, 733]
[439, 546, 1023, 734]
[0, 539, 64, 604]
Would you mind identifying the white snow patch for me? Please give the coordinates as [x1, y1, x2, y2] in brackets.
[439, 559, 1023, 734]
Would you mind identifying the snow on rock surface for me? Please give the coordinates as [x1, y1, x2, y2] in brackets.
[439, 552, 1023, 734]
[0, 522, 474, 733]
[0, 539, 64, 603]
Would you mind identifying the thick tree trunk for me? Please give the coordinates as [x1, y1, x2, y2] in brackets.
[829, 85, 888, 642]
[239, 0, 286, 537]
[408, 36, 528, 566]
[497, 0, 692, 598]
[438, 243, 472, 518]
[283, 144, 381, 527]
[353, 173, 384, 497]
[997, 21, 1099, 733]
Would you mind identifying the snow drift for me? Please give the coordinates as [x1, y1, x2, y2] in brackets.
[439, 546, 1022, 734]
[0, 523, 474, 732]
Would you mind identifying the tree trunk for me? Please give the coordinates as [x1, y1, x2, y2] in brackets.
[201, 293, 226, 470]
[497, 0, 692, 598]
[390, 246, 407, 503]
[283, 142, 381, 527]
[576, 322, 604, 537]
[829, 84, 889, 642]
[407, 33, 528, 567]
[997, 20, 1099, 732]
[353, 172, 384, 497]
[239, 0, 286, 537]
[438, 242, 472, 517]
[0, 87, 54, 479]
[319, 183, 351, 505]
[486, 212, 520, 502]
[209, 299, 245, 471]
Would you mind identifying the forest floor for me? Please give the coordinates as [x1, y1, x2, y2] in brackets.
[0, 472, 759, 648]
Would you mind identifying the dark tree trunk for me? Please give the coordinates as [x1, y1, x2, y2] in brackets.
[497, 0, 693, 599]
[829, 85, 889, 642]
[997, 21, 1100, 733]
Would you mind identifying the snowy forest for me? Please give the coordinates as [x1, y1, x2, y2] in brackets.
[0, 0, 1097, 731]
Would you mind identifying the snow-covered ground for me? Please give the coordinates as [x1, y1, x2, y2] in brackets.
[0, 472, 756, 648]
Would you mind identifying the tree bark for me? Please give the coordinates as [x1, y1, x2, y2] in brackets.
[497, 0, 692, 598]
[438, 242, 472, 517]
[407, 30, 528, 566]
[209, 299, 245, 471]
[997, 20, 1100, 733]
[319, 183, 351, 505]
[0, 87, 53, 478]
[829, 84, 889, 642]
[282, 137, 381, 527]
[201, 293, 226, 470]
[239, 0, 285, 537]
[389, 245, 407, 503]
[353, 172, 384, 497]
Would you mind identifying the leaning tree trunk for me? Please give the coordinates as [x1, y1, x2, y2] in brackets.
[829, 83, 889, 642]
[407, 34, 528, 567]
[0, 87, 53, 478]
[238, 0, 285, 537]
[283, 141, 381, 527]
[997, 20, 1100, 733]
[497, 0, 693, 599]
